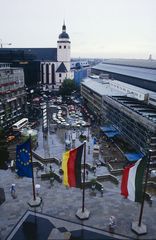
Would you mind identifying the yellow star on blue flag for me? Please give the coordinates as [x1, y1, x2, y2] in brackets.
[16, 139, 32, 178]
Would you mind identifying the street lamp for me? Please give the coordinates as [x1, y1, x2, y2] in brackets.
[0, 39, 12, 48]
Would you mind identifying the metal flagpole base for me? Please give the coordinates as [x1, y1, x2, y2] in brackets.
[76, 208, 90, 220]
[28, 196, 42, 207]
[131, 221, 147, 235]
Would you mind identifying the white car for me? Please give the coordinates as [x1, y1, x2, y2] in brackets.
[56, 120, 61, 124]
[61, 119, 66, 122]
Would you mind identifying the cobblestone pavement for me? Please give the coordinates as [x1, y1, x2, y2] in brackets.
[1, 167, 156, 240]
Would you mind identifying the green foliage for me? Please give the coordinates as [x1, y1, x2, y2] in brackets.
[90, 178, 96, 185]
[59, 79, 77, 96]
[0, 128, 9, 170]
[79, 134, 87, 142]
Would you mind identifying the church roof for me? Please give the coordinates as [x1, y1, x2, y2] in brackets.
[58, 22, 70, 39]
[0, 48, 57, 61]
[56, 62, 67, 73]
[59, 32, 69, 39]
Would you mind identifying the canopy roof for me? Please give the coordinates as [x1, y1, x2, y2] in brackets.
[100, 125, 120, 138]
[124, 152, 144, 162]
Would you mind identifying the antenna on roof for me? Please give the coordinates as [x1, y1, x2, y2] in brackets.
[148, 54, 152, 61]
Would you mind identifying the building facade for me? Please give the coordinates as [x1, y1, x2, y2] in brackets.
[0, 63, 26, 131]
[102, 95, 156, 156]
[81, 76, 156, 156]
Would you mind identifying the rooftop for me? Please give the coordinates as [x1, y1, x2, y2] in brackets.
[102, 58, 156, 69]
[93, 63, 156, 82]
[56, 62, 67, 73]
[82, 78, 125, 97]
[0, 48, 57, 61]
[110, 80, 156, 96]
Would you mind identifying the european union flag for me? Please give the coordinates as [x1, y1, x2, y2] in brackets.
[93, 137, 97, 145]
[16, 139, 33, 178]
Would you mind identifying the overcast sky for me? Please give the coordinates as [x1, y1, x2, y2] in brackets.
[0, 0, 156, 59]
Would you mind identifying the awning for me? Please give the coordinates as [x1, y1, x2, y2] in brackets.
[124, 152, 144, 162]
[100, 126, 117, 132]
[100, 125, 120, 138]
[104, 131, 119, 138]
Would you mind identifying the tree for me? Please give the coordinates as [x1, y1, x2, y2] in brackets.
[59, 79, 77, 96]
[0, 128, 9, 170]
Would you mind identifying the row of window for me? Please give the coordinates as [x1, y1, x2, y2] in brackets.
[59, 45, 70, 49]
[0, 84, 19, 92]
[103, 100, 152, 152]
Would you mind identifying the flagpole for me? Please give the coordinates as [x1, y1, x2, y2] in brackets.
[76, 141, 90, 219]
[82, 141, 86, 213]
[29, 135, 36, 201]
[138, 150, 151, 227]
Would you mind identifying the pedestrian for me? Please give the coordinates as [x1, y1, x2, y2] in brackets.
[88, 145, 90, 154]
[10, 184, 16, 199]
[81, 170, 83, 179]
[36, 167, 39, 177]
[35, 184, 40, 196]
[109, 216, 116, 233]
[86, 170, 89, 180]
[49, 165, 52, 173]
[91, 184, 96, 192]
[50, 177, 54, 187]
[101, 186, 104, 197]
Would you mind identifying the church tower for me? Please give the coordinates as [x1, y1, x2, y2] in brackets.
[57, 21, 71, 72]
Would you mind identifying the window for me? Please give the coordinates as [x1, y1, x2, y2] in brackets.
[59, 73, 62, 77]
[59, 46, 61, 49]
[60, 80, 61, 83]
[64, 46, 66, 49]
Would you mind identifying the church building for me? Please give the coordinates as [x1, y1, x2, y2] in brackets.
[0, 22, 74, 91]
[41, 22, 74, 91]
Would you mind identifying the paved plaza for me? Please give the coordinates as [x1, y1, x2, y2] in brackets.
[1, 167, 156, 240]
[1, 125, 156, 239]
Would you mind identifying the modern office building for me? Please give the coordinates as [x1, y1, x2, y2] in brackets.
[0, 63, 26, 131]
[0, 23, 74, 91]
[102, 95, 156, 156]
[81, 77, 125, 117]
[81, 76, 156, 156]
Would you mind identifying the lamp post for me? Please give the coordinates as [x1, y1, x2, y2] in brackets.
[0, 39, 12, 48]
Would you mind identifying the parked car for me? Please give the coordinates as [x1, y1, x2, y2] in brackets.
[7, 135, 15, 142]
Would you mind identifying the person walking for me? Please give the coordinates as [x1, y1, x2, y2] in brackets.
[101, 186, 104, 197]
[109, 216, 116, 233]
[86, 170, 89, 180]
[10, 184, 16, 199]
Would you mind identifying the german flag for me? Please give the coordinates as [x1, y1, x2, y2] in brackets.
[62, 144, 84, 188]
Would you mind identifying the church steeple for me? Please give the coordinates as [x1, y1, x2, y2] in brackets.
[57, 22, 71, 71]
[58, 21, 69, 39]
[62, 20, 66, 32]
